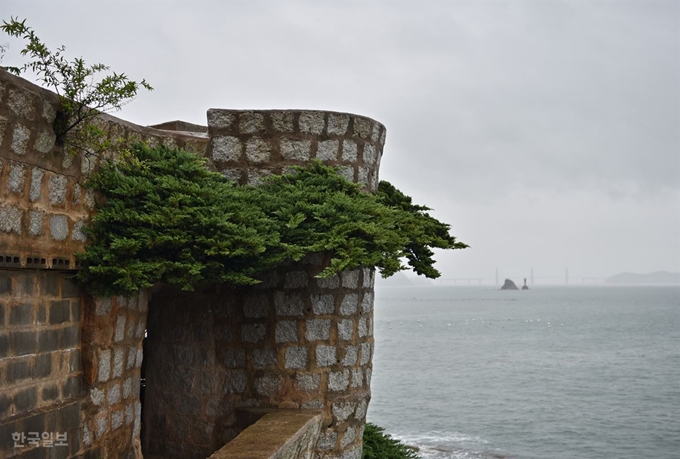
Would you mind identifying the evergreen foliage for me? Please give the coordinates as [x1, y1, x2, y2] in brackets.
[75, 144, 467, 296]
[362, 423, 421, 459]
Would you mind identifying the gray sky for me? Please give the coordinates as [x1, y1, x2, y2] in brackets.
[3, 0, 679, 283]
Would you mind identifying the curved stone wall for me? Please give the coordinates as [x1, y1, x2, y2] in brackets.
[206, 109, 385, 192]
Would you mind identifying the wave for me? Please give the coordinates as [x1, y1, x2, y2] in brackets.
[391, 431, 511, 459]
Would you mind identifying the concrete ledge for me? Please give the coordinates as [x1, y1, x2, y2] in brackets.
[208, 410, 323, 459]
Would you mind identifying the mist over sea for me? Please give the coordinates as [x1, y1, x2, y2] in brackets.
[367, 285, 680, 459]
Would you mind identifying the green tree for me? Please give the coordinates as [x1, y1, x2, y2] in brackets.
[1, 17, 152, 154]
[75, 145, 468, 297]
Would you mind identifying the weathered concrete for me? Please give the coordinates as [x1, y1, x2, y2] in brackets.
[207, 410, 323, 459]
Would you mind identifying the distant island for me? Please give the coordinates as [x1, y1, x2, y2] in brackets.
[605, 271, 680, 285]
[501, 279, 519, 290]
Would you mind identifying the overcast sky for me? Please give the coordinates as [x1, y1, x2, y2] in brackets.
[3, 0, 678, 283]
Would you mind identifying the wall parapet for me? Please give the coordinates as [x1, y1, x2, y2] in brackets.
[207, 409, 323, 459]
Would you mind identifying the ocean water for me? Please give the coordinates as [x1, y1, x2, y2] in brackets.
[367, 285, 680, 459]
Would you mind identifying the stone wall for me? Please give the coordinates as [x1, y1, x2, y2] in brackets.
[1, 68, 385, 459]
[0, 270, 84, 457]
[143, 258, 375, 459]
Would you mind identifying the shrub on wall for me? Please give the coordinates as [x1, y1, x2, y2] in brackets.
[75, 144, 467, 297]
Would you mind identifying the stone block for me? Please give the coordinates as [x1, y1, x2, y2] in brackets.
[340, 294, 358, 316]
[245, 138, 271, 162]
[317, 429, 338, 450]
[316, 274, 340, 289]
[360, 342, 372, 365]
[8, 163, 25, 193]
[312, 294, 335, 315]
[254, 375, 281, 396]
[125, 404, 134, 425]
[328, 370, 350, 392]
[113, 347, 124, 378]
[14, 386, 37, 412]
[244, 293, 269, 318]
[297, 374, 320, 392]
[62, 279, 80, 299]
[328, 114, 350, 136]
[34, 130, 56, 153]
[98, 349, 111, 382]
[8, 89, 35, 119]
[271, 111, 294, 133]
[353, 117, 373, 139]
[49, 300, 70, 324]
[0, 274, 10, 294]
[11, 330, 36, 355]
[253, 348, 277, 369]
[95, 410, 108, 438]
[337, 319, 354, 341]
[10, 303, 33, 325]
[11, 124, 30, 155]
[90, 387, 105, 406]
[50, 214, 69, 241]
[342, 270, 360, 289]
[223, 348, 246, 368]
[239, 112, 265, 134]
[280, 138, 311, 161]
[317, 139, 339, 161]
[107, 384, 121, 404]
[0, 333, 8, 358]
[285, 270, 308, 289]
[274, 292, 304, 316]
[363, 144, 377, 165]
[114, 315, 126, 342]
[38, 329, 59, 352]
[358, 318, 368, 338]
[342, 445, 362, 459]
[361, 292, 373, 314]
[379, 129, 387, 147]
[7, 359, 31, 382]
[242, 323, 267, 343]
[351, 368, 363, 388]
[284, 347, 307, 369]
[49, 174, 68, 204]
[0, 206, 22, 234]
[34, 353, 52, 378]
[342, 345, 359, 366]
[362, 267, 374, 288]
[365, 367, 372, 386]
[341, 426, 357, 448]
[306, 319, 331, 341]
[95, 298, 111, 316]
[275, 320, 297, 343]
[342, 140, 358, 162]
[28, 210, 44, 236]
[69, 350, 83, 372]
[63, 374, 83, 398]
[123, 377, 132, 399]
[332, 401, 357, 423]
[72, 219, 87, 242]
[42, 384, 59, 402]
[316, 345, 336, 367]
[226, 370, 247, 394]
[212, 136, 242, 162]
[112, 409, 124, 430]
[299, 111, 325, 134]
[354, 399, 368, 420]
[0, 116, 6, 146]
[207, 109, 235, 129]
[28, 168, 45, 202]
[301, 399, 324, 409]
[357, 166, 369, 188]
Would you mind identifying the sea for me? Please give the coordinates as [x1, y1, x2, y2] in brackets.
[367, 284, 680, 459]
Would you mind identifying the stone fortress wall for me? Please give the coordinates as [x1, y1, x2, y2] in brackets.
[0, 69, 385, 459]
